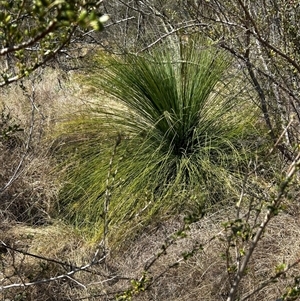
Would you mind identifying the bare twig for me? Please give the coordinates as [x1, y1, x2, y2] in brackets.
[0, 83, 36, 193]
[102, 134, 122, 252]
[227, 150, 300, 301]
[136, 23, 208, 54]
[241, 257, 300, 301]
[0, 21, 57, 56]
[236, 0, 300, 74]
[0, 256, 106, 291]
[0, 240, 84, 272]
[0, 26, 77, 87]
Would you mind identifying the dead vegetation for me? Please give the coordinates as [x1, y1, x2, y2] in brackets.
[1, 207, 300, 301]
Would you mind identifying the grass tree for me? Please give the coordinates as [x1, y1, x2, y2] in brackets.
[56, 37, 260, 243]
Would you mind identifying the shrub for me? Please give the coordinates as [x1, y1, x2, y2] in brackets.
[56, 37, 260, 243]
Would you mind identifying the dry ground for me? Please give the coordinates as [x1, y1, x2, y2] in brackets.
[1, 209, 300, 301]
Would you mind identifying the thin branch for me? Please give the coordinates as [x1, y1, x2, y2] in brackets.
[74, 16, 135, 40]
[0, 83, 36, 193]
[100, 134, 121, 257]
[0, 21, 57, 56]
[0, 255, 106, 290]
[227, 150, 300, 301]
[236, 0, 300, 74]
[136, 23, 208, 54]
[1, 240, 82, 272]
[241, 257, 300, 301]
[0, 25, 77, 87]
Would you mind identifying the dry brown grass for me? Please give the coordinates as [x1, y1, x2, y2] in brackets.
[0, 221, 92, 301]
[0, 67, 85, 224]
[100, 205, 300, 301]
[1, 206, 300, 301]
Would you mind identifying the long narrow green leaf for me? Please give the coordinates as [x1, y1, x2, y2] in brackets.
[56, 36, 261, 243]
